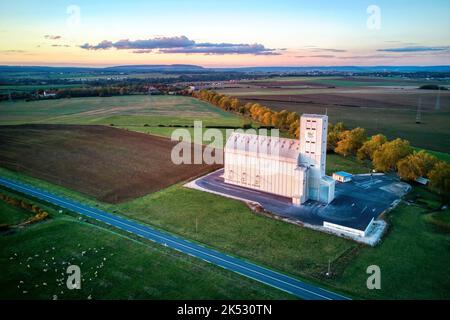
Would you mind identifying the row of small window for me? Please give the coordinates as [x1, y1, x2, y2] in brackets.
[305, 121, 327, 131]
[228, 171, 261, 187]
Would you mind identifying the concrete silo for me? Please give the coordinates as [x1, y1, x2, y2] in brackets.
[224, 114, 335, 205]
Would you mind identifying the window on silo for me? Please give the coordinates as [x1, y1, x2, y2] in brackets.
[254, 175, 261, 187]
[228, 170, 234, 181]
[241, 172, 247, 184]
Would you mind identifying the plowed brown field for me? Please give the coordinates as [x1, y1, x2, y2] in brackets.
[0, 124, 221, 203]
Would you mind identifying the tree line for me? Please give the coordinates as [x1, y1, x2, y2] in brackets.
[192, 89, 301, 137]
[192, 89, 449, 200]
[0, 84, 189, 102]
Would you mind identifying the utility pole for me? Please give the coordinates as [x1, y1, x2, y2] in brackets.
[416, 97, 422, 124]
[326, 258, 331, 277]
[435, 87, 441, 111]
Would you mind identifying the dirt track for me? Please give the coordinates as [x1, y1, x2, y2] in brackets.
[0, 124, 222, 203]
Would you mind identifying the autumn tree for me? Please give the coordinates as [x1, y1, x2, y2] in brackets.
[277, 110, 290, 130]
[286, 111, 299, 126]
[289, 121, 299, 138]
[218, 96, 231, 110]
[397, 150, 439, 181]
[261, 111, 273, 126]
[211, 94, 221, 106]
[286, 111, 300, 137]
[249, 103, 263, 119]
[335, 127, 366, 157]
[428, 161, 450, 199]
[357, 134, 387, 161]
[372, 138, 412, 172]
[254, 107, 266, 121]
[230, 98, 241, 111]
[327, 122, 346, 152]
[243, 102, 253, 115]
[271, 113, 281, 128]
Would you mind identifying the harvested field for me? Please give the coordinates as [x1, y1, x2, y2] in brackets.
[0, 124, 222, 203]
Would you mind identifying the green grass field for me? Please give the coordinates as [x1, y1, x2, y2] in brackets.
[0, 84, 83, 93]
[333, 190, 450, 299]
[0, 189, 292, 300]
[0, 95, 243, 127]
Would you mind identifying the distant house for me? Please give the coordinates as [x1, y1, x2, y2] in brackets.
[148, 86, 161, 95]
[38, 91, 57, 99]
[333, 171, 353, 183]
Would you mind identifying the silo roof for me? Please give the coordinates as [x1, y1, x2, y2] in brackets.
[225, 132, 300, 161]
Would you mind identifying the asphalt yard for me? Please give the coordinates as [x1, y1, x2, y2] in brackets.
[192, 170, 411, 234]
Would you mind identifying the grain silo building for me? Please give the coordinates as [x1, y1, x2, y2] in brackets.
[224, 114, 335, 205]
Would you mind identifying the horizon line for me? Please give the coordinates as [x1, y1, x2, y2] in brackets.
[1, 63, 450, 69]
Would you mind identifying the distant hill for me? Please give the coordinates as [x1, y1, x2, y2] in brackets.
[216, 66, 450, 73]
[1, 64, 449, 74]
[0, 64, 205, 74]
[105, 64, 205, 72]
[0, 66, 96, 73]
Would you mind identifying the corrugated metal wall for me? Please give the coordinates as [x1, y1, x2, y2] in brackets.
[224, 149, 300, 198]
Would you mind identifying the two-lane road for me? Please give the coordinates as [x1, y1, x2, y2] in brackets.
[0, 176, 350, 300]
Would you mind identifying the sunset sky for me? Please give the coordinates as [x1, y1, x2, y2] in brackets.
[1, 0, 449, 67]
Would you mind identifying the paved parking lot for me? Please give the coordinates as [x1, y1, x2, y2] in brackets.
[193, 169, 411, 233]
